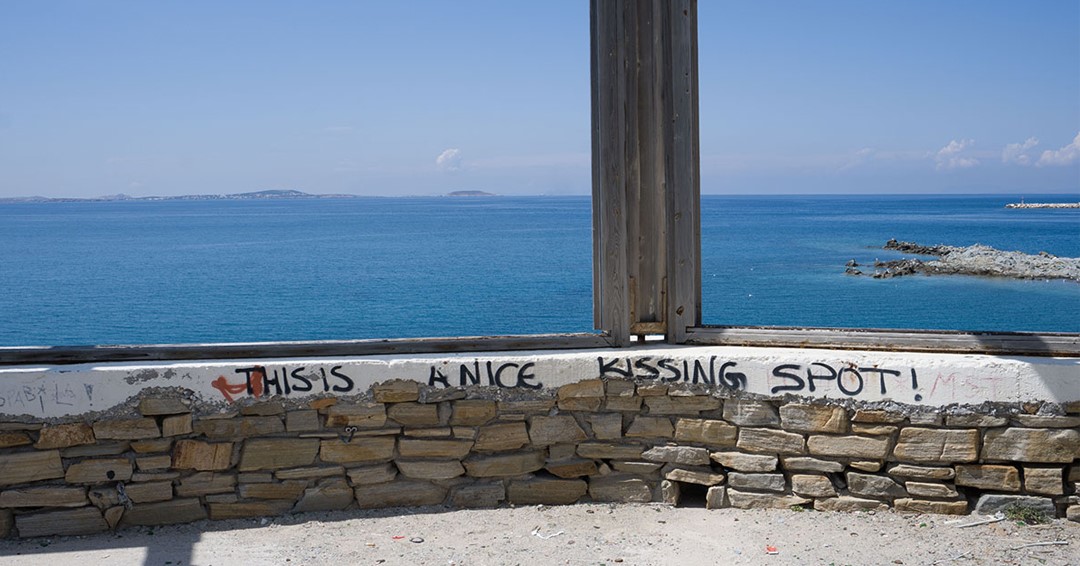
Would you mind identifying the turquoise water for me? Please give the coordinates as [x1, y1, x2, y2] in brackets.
[0, 195, 1076, 346]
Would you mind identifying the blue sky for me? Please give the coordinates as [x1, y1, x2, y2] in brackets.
[0, 1, 1076, 197]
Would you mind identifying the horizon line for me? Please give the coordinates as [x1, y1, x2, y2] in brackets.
[2, 190, 1078, 201]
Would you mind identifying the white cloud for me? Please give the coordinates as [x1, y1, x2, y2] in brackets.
[934, 139, 979, 170]
[837, 147, 877, 170]
[1002, 137, 1039, 165]
[436, 148, 463, 172]
[1035, 132, 1080, 167]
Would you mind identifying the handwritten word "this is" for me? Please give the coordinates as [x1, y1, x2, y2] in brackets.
[211, 365, 356, 403]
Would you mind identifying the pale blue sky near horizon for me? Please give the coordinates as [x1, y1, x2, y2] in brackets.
[0, 1, 1077, 198]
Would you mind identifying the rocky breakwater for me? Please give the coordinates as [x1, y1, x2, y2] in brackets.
[845, 240, 1080, 282]
[1005, 202, 1080, 209]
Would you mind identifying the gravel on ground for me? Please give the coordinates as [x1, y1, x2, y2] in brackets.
[1, 503, 1077, 566]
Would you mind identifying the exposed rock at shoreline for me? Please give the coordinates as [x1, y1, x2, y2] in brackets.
[849, 240, 1080, 282]
[1005, 202, 1080, 209]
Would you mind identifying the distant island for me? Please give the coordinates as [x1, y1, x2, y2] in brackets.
[446, 190, 496, 197]
[0, 189, 506, 203]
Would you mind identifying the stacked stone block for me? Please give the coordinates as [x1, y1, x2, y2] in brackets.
[0, 379, 1077, 538]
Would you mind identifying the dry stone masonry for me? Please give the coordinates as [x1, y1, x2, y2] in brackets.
[0, 346, 1077, 538]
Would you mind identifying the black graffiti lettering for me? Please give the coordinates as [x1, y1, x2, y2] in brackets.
[858, 367, 900, 395]
[689, 357, 712, 385]
[633, 357, 660, 380]
[516, 362, 541, 389]
[657, 359, 681, 381]
[431, 361, 544, 389]
[234, 366, 262, 395]
[54, 383, 73, 406]
[290, 367, 312, 392]
[428, 366, 450, 388]
[460, 362, 482, 386]
[718, 362, 747, 390]
[319, 367, 330, 392]
[770, 364, 804, 394]
[805, 362, 837, 393]
[263, 368, 284, 396]
[836, 367, 864, 396]
[489, 361, 513, 387]
[598, 357, 633, 379]
[329, 366, 354, 392]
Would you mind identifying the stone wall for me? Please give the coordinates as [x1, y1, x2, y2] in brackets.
[1, 375, 1078, 538]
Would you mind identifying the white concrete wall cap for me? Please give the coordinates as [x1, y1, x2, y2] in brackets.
[0, 345, 1076, 418]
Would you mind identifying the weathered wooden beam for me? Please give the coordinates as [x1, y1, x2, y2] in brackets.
[687, 326, 1080, 357]
[592, 0, 632, 346]
[663, 0, 702, 344]
[0, 333, 615, 366]
[591, 0, 701, 346]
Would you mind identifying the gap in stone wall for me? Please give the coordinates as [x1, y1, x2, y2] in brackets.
[675, 482, 709, 508]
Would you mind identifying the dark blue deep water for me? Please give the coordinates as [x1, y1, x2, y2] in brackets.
[0, 194, 1077, 346]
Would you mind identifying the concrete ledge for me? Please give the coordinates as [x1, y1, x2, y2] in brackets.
[0, 345, 1076, 419]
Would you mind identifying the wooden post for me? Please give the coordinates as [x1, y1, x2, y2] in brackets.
[591, 0, 701, 345]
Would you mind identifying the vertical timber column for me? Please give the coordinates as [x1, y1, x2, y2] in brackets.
[592, 0, 701, 346]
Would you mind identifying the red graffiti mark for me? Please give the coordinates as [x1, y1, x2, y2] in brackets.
[211, 376, 245, 403]
[929, 372, 958, 400]
[211, 369, 264, 403]
[250, 368, 265, 398]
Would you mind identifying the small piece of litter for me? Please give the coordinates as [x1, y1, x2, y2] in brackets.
[930, 550, 972, 565]
[411, 537, 425, 544]
[765, 545, 779, 555]
[392, 536, 406, 540]
[956, 513, 1005, 529]
[365, 542, 376, 547]
[1008, 541, 1068, 551]
[531, 527, 564, 539]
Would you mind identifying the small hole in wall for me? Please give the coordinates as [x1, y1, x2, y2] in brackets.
[676, 482, 709, 508]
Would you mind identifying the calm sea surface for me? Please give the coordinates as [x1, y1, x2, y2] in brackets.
[1, 194, 1077, 346]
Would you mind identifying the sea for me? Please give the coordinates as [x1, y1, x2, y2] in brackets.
[1, 194, 1077, 347]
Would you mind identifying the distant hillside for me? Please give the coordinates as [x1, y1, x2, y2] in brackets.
[0, 190, 361, 204]
[447, 190, 497, 197]
[232, 190, 310, 198]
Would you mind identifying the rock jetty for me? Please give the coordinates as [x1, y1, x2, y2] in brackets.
[846, 240, 1080, 282]
[1005, 202, 1080, 209]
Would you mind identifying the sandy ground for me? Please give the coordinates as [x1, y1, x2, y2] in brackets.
[0, 504, 1077, 566]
